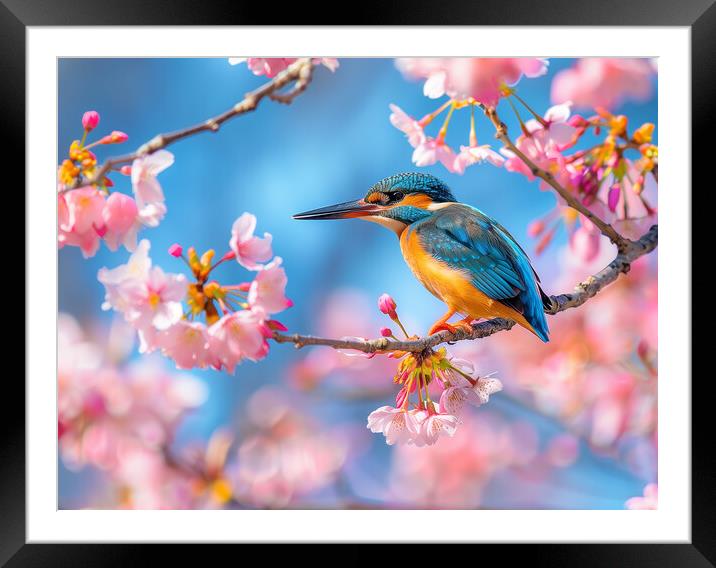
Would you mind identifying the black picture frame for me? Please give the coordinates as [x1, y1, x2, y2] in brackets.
[7, 0, 703, 563]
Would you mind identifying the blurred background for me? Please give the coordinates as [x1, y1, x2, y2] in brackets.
[58, 58, 657, 509]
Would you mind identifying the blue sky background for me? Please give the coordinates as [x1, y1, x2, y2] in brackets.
[58, 58, 657, 508]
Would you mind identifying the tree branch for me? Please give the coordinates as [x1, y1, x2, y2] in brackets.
[272, 225, 657, 354]
[481, 104, 631, 252]
[64, 58, 315, 191]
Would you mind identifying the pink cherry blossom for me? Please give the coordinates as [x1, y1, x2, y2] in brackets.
[98, 239, 152, 310]
[228, 388, 347, 508]
[397, 58, 549, 106]
[62, 186, 105, 234]
[137, 201, 167, 228]
[454, 144, 505, 173]
[439, 386, 482, 415]
[625, 483, 658, 510]
[501, 130, 569, 189]
[420, 410, 459, 445]
[57, 187, 106, 257]
[472, 376, 503, 405]
[208, 309, 271, 371]
[98, 239, 186, 331]
[525, 103, 578, 149]
[159, 320, 214, 369]
[367, 406, 421, 446]
[248, 257, 291, 315]
[389, 104, 426, 148]
[551, 58, 654, 110]
[412, 137, 458, 171]
[131, 149, 174, 213]
[59, 313, 207, 474]
[102, 192, 140, 252]
[125, 266, 187, 331]
[230, 212, 273, 270]
[229, 57, 339, 78]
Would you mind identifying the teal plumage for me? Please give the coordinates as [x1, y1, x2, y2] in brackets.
[412, 204, 550, 342]
[294, 172, 551, 343]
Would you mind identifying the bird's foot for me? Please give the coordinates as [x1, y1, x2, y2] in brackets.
[453, 319, 476, 334]
[428, 317, 476, 336]
[428, 322, 458, 336]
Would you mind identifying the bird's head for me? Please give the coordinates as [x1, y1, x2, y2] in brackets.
[293, 173, 456, 234]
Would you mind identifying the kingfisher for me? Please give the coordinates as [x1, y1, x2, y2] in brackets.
[293, 173, 551, 342]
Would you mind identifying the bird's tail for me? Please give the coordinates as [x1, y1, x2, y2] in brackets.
[527, 284, 551, 342]
[529, 318, 550, 343]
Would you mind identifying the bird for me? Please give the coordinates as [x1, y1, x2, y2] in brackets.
[293, 172, 551, 342]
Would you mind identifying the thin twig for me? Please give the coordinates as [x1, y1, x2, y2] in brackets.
[63, 58, 315, 191]
[272, 225, 657, 354]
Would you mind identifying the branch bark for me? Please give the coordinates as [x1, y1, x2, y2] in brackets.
[481, 104, 631, 251]
[64, 58, 315, 191]
[272, 224, 657, 354]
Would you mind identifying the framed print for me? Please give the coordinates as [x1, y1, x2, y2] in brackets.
[8, 0, 706, 563]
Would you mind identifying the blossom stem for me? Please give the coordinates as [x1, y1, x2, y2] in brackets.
[437, 102, 456, 141]
[392, 316, 410, 340]
[419, 99, 452, 128]
[469, 104, 478, 147]
[511, 91, 549, 127]
[416, 370, 425, 410]
[402, 375, 413, 410]
[506, 96, 530, 136]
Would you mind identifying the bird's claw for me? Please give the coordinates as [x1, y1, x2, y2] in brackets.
[428, 322, 458, 336]
[428, 320, 475, 336]
[453, 320, 476, 334]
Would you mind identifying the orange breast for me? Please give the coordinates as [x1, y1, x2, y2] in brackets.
[399, 228, 535, 331]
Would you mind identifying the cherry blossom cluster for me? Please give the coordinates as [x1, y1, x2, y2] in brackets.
[391, 57, 657, 262]
[390, 57, 549, 174]
[367, 294, 502, 446]
[59, 315, 351, 509]
[225, 387, 348, 508]
[511, 104, 658, 259]
[229, 57, 339, 77]
[58, 110, 174, 258]
[550, 58, 656, 110]
[58, 313, 207, 476]
[97, 213, 291, 373]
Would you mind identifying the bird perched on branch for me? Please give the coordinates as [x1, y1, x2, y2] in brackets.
[293, 172, 551, 342]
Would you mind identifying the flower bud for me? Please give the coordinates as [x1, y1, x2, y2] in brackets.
[607, 184, 621, 212]
[82, 110, 100, 131]
[100, 131, 129, 144]
[378, 293, 397, 318]
[380, 327, 393, 338]
[168, 243, 183, 257]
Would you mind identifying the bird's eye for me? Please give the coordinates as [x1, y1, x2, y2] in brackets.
[389, 191, 404, 203]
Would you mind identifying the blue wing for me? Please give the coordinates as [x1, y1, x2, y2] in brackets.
[414, 204, 550, 341]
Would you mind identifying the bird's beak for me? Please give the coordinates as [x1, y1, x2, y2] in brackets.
[293, 199, 384, 220]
